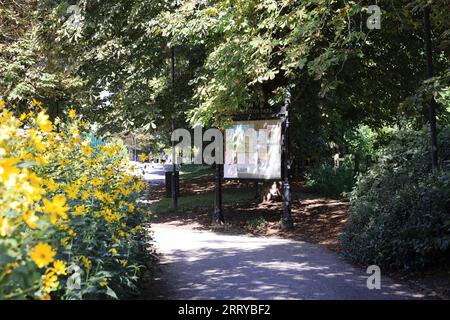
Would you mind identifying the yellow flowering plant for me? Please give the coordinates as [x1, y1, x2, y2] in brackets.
[0, 100, 153, 300]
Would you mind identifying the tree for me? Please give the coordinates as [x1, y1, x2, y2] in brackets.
[157, 0, 449, 172]
[32, 0, 449, 163]
[36, 0, 204, 136]
[0, 0, 82, 117]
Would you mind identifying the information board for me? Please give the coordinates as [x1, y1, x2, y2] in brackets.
[224, 119, 282, 180]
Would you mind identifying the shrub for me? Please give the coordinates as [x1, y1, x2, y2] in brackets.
[0, 100, 153, 299]
[304, 163, 356, 198]
[341, 126, 450, 270]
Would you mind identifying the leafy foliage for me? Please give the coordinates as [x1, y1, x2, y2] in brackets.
[11, 0, 444, 184]
[341, 125, 450, 270]
[36, 0, 201, 136]
[0, 0, 83, 114]
[304, 163, 356, 198]
[1, 0, 449, 282]
[33, 1, 449, 135]
[155, 0, 449, 128]
[0, 100, 153, 299]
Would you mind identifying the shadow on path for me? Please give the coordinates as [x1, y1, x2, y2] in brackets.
[147, 223, 423, 300]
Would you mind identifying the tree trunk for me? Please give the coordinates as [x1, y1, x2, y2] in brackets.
[262, 181, 283, 203]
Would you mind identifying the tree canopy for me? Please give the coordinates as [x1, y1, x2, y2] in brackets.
[1, 0, 449, 155]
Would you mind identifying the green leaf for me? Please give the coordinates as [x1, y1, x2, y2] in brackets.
[106, 286, 118, 300]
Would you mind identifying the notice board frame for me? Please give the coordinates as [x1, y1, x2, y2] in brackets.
[222, 104, 286, 182]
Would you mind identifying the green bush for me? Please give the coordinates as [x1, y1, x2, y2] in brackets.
[341, 126, 450, 270]
[304, 163, 356, 198]
[0, 104, 154, 300]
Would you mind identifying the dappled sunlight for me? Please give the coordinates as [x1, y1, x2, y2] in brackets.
[150, 223, 423, 300]
[150, 181, 351, 252]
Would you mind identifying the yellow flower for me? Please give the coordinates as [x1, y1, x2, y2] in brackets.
[58, 158, 69, 166]
[18, 149, 33, 161]
[5, 262, 19, 275]
[0, 217, 11, 236]
[80, 256, 92, 270]
[29, 129, 46, 151]
[64, 185, 79, 199]
[42, 270, 58, 293]
[117, 229, 129, 238]
[44, 178, 59, 192]
[19, 112, 28, 121]
[23, 211, 38, 229]
[93, 189, 105, 201]
[73, 205, 86, 216]
[68, 109, 77, 119]
[91, 177, 103, 187]
[0, 158, 20, 183]
[74, 176, 87, 186]
[35, 154, 50, 166]
[118, 186, 131, 196]
[0, 99, 5, 109]
[60, 237, 70, 247]
[81, 144, 94, 156]
[109, 248, 117, 255]
[137, 181, 147, 191]
[102, 208, 122, 223]
[102, 168, 114, 178]
[19, 169, 44, 202]
[42, 195, 69, 224]
[29, 243, 56, 268]
[127, 203, 135, 213]
[58, 223, 69, 231]
[0, 120, 17, 142]
[69, 125, 79, 135]
[119, 259, 128, 267]
[52, 260, 67, 276]
[81, 190, 90, 200]
[131, 225, 142, 234]
[39, 294, 51, 300]
[36, 111, 52, 132]
[31, 99, 43, 109]
[139, 154, 148, 162]
[81, 121, 89, 130]
[99, 280, 108, 287]
[102, 193, 114, 205]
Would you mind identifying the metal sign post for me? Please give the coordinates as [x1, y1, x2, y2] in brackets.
[171, 46, 178, 209]
[213, 163, 224, 224]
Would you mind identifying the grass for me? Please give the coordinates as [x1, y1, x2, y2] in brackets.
[155, 187, 255, 214]
[179, 164, 214, 181]
[246, 217, 268, 231]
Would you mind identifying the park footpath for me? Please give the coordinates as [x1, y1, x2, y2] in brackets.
[142, 165, 424, 300]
